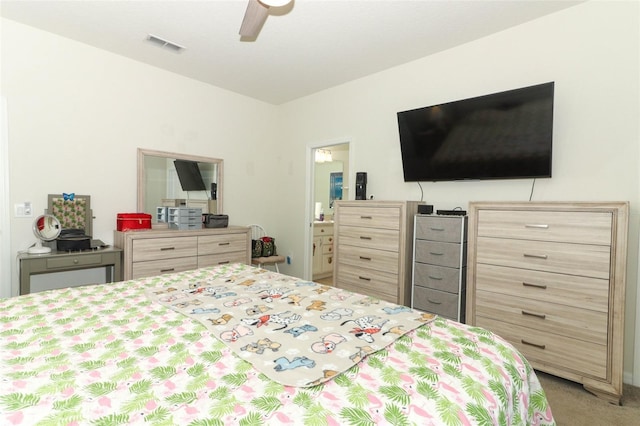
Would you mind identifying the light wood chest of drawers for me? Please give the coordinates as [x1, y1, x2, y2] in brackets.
[412, 215, 467, 322]
[466, 201, 629, 404]
[333, 200, 422, 306]
[114, 226, 251, 280]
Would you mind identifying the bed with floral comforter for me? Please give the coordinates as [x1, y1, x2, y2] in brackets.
[0, 263, 555, 425]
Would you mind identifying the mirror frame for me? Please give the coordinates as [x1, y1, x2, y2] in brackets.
[137, 148, 224, 215]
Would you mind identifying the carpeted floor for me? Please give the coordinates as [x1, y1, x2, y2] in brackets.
[536, 371, 640, 425]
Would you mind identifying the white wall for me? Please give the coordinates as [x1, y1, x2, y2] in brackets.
[278, 1, 639, 383]
[1, 1, 638, 383]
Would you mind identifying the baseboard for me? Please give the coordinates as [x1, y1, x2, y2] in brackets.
[624, 371, 636, 386]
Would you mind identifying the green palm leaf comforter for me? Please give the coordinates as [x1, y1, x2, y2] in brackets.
[0, 263, 555, 425]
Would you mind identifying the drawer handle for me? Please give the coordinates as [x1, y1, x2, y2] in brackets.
[360, 216, 373, 220]
[522, 310, 546, 319]
[359, 236, 372, 240]
[73, 259, 79, 264]
[358, 276, 371, 282]
[429, 227, 445, 231]
[218, 261, 230, 265]
[525, 224, 549, 229]
[522, 282, 547, 290]
[160, 247, 176, 251]
[160, 268, 175, 273]
[521, 339, 546, 350]
[429, 252, 444, 256]
[428, 275, 443, 280]
[523, 253, 548, 259]
[218, 242, 230, 246]
[427, 298, 442, 305]
[359, 256, 372, 261]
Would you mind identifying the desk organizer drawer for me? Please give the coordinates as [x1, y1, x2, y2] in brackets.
[477, 210, 612, 245]
[132, 236, 197, 262]
[46, 253, 103, 269]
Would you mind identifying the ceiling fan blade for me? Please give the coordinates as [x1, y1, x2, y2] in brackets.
[239, 0, 269, 38]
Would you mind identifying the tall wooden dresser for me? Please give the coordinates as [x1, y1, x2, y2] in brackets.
[115, 226, 251, 280]
[466, 201, 628, 404]
[333, 200, 422, 306]
[412, 214, 467, 322]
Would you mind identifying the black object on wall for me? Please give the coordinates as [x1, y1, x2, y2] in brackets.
[211, 183, 217, 200]
[355, 172, 367, 200]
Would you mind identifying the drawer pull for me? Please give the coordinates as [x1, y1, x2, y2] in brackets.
[430, 227, 445, 231]
[525, 224, 549, 229]
[427, 298, 442, 305]
[523, 253, 548, 259]
[360, 215, 373, 220]
[359, 236, 372, 240]
[521, 339, 546, 350]
[73, 259, 79, 264]
[522, 282, 547, 290]
[218, 242, 230, 246]
[160, 268, 175, 273]
[218, 261, 230, 265]
[358, 276, 371, 282]
[160, 247, 176, 251]
[359, 256, 372, 261]
[522, 310, 546, 319]
[429, 252, 444, 256]
[428, 275, 443, 281]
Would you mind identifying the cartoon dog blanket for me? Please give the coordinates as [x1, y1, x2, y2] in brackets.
[146, 263, 436, 387]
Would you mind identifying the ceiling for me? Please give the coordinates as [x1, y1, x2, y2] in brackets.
[1, 0, 583, 105]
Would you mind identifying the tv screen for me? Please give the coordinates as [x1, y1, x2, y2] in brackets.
[173, 160, 206, 191]
[397, 82, 554, 182]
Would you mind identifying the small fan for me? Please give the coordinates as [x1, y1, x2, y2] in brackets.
[28, 214, 61, 254]
[239, 0, 292, 39]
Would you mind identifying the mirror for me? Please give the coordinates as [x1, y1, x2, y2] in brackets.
[137, 148, 223, 221]
[29, 214, 61, 254]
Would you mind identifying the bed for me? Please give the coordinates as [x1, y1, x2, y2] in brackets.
[1, 263, 555, 425]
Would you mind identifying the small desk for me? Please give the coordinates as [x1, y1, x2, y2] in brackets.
[18, 247, 123, 295]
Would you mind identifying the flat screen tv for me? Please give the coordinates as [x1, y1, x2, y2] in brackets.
[174, 160, 206, 191]
[397, 82, 554, 182]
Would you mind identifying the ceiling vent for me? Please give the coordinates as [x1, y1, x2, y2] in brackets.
[146, 34, 186, 53]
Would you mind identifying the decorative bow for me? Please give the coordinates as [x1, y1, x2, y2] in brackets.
[63, 192, 75, 201]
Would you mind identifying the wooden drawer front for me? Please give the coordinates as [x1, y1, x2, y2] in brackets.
[198, 252, 248, 268]
[132, 237, 197, 262]
[415, 240, 464, 268]
[413, 287, 460, 319]
[477, 210, 612, 245]
[415, 216, 464, 242]
[337, 264, 398, 303]
[47, 253, 103, 269]
[132, 257, 198, 279]
[476, 237, 611, 279]
[322, 237, 333, 255]
[314, 225, 333, 236]
[477, 317, 607, 380]
[338, 245, 399, 275]
[338, 207, 401, 230]
[475, 291, 607, 345]
[198, 233, 247, 256]
[475, 264, 609, 312]
[414, 263, 462, 294]
[338, 226, 400, 252]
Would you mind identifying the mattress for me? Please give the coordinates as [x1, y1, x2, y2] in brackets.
[0, 263, 555, 425]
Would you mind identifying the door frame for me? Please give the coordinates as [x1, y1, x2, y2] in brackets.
[303, 138, 352, 281]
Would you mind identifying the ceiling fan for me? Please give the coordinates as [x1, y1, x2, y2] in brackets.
[239, 0, 292, 39]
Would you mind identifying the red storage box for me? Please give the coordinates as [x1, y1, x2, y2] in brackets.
[117, 213, 152, 231]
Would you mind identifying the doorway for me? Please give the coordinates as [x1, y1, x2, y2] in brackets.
[305, 141, 350, 284]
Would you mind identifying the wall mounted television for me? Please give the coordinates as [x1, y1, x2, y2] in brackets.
[174, 160, 207, 191]
[397, 82, 554, 182]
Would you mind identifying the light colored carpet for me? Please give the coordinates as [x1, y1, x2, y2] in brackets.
[536, 371, 640, 425]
